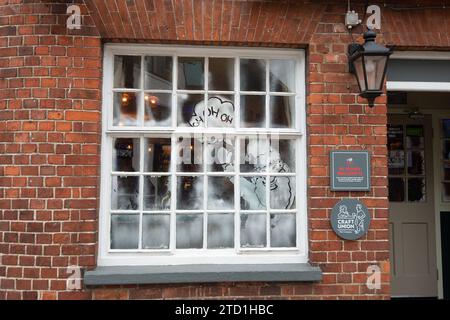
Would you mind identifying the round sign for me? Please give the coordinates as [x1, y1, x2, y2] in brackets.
[330, 199, 370, 240]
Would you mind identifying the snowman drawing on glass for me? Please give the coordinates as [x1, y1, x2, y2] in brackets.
[181, 96, 296, 211]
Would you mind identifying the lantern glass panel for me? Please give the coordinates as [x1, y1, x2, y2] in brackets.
[353, 56, 366, 92]
[364, 55, 388, 91]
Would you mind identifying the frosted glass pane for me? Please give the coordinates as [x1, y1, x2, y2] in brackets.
[240, 95, 265, 128]
[142, 214, 170, 249]
[270, 214, 296, 247]
[113, 92, 139, 126]
[178, 57, 204, 90]
[143, 176, 171, 210]
[240, 176, 266, 210]
[240, 59, 265, 91]
[270, 59, 295, 92]
[270, 96, 294, 128]
[114, 55, 141, 89]
[177, 176, 204, 210]
[209, 58, 234, 91]
[207, 213, 234, 249]
[207, 176, 234, 210]
[240, 214, 266, 248]
[176, 136, 203, 172]
[270, 139, 295, 173]
[144, 93, 172, 127]
[144, 56, 172, 90]
[111, 176, 139, 210]
[206, 134, 235, 172]
[176, 214, 203, 248]
[144, 137, 171, 172]
[178, 94, 205, 127]
[110, 214, 139, 249]
[270, 176, 296, 210]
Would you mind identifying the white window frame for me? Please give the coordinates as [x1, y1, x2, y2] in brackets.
[98, 44, 307, 266]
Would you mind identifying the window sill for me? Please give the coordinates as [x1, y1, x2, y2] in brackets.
[84, 263, 322, 286]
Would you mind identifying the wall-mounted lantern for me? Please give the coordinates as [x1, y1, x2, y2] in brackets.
[348, 30, 392, 107]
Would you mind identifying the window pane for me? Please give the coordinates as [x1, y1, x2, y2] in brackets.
[270, 214, 296, 247]
[389, 177, 405, 202]
[406, 125, 424, 148]
[206, 135, 235, 172]
[207, 213, 234, 249]
[206, 95, 235, 128]
[408, 178, 426, 202]
[177, 176, 204, 210]
[443, 163, 450, 181]
[270, 59, 295, 92]
[144, 56, 172, 90]
[144, 93, 172, 127]
[142, 214, 170, 249]
[443, 140, 450, 160]
[207, 176, 234, 210]
[178, 57, 204, 90]
[270, 176, 295, 210]
[209, 58, 234, 91]
[240, 59, 265, 92]
[388, 150, 405, 175]
[112, 138, 140, 172]
[407, 151, 425, 175]
[240, 95, 265, 128]
[240, 176, 266, 210]
[240, 136, 269, 172]
[111, 214, 139, 249]
[240, 214, 266, 248]
[270, 96, 294, 128]
[113, 92, 139, 126]
[442, 119, 450, 138]
[114, 55, 141, 89]
[144, 138, 171, 172]
[176, 214, 203, 248]
[442, 182, 450, 202]
[176, 136, 203, 172]
[178, 94, 205, 127]
[270, 139, 296, 173]
[143, 176, 171, 210]
[111, 176, 139, 210]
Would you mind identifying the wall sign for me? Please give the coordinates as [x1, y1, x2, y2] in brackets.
[330, 151, 370, 191]
[331, 199, 371, 240]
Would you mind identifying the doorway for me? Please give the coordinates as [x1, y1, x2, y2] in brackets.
[388, 113, 437, 297]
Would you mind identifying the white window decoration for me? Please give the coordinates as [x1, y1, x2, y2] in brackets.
[99, 45, 307, 266]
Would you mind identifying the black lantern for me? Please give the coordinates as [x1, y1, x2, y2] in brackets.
[348, 29, 392, 107]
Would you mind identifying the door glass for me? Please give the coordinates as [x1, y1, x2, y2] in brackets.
[441, 119, 450, 202]
[388, 122, 426, 203]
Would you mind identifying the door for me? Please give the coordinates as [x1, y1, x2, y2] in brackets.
[388, 114, 437, 297]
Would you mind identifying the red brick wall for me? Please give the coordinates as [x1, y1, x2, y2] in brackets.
[1, 0, 449, 300]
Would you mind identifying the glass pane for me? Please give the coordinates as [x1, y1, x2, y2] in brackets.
[388, 125, 404, 150]
[207, 176, 234, 210]
[443, 163, 450, 181]
[142, 214, 170, 249]
[442, 182, 450, 202]
[209, 58, 234, 91]
[113, 92, 139, 126]
[364, 55, 387, 91]
[177, 176, 204, 210]
[110, 214, 139, 249]
[240, 176, 266, 210]
[206, 95, 235, 128]
[111, 176, 139, 210]
[207, 213, 234, 249]
[353, 56, 366, 92]
[270, 96, 294, 128]
[178, 57, 204, 90]
[176, 214, 203, 249]
[270, 214, 296, 247]
[143, 176, 171, 210]
[240, 136, 270, 173]
[240, 214, 266, 248]
[112, 138, 140, 172]
[443, 141, 450, 160]
[407, 151, 425, 175]
[408, 178, 426, 202]
[206, 135, 235, 172]
[406, 125, 424, 148]
[270, 176, 295, 210]
[270, 139, 295, 173]
[144, 93, 172, 126]
[388, 150, 405, 175]
[240, 95, 265, 128]
[442, 119, 450, 138]
[144, 138, 171, 172]
[178, 94, 205, 127]
[240, 59, 266, 92]
[144, 56, 172, 90]
[388, 178, 405, 202]
[270, 59, 295, 92]
[176, 136, 203, 172]
[114, 55, 141, 89]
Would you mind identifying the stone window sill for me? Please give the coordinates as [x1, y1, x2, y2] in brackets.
[84, 263, 322, 286]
